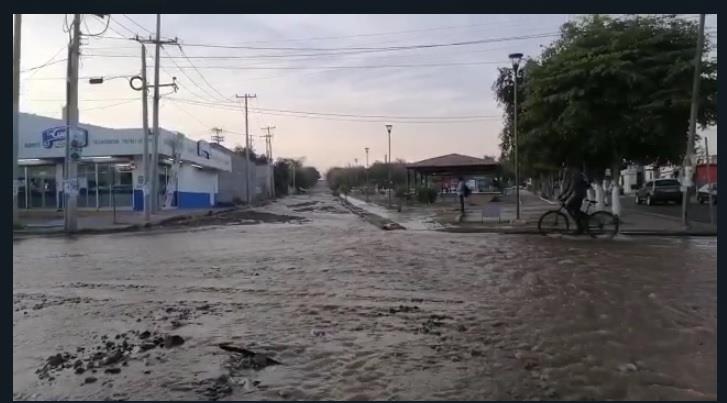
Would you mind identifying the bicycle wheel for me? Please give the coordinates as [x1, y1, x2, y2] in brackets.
[538, 210, 570, 236]
[586, 211, 619, 240]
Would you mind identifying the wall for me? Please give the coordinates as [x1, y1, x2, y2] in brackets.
[18, 113, 231, 172]
[210, 144, 272, 204]
[177, 164, 218, 208]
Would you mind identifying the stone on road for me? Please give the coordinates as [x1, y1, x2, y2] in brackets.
[13, 185, 716, 400]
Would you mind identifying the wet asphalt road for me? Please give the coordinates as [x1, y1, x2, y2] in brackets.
[13, 188, 716, 400]
[620, 195, 717, 224]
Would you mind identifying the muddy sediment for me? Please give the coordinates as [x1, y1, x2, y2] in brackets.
[13, 186, 717, 400]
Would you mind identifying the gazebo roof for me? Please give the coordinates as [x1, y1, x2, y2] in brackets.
[406, 153, 497, 169]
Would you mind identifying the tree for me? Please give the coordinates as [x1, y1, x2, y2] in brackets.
[493, 15, 717, 181]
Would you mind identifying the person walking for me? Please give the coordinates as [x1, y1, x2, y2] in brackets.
[456, 177, 470, 214]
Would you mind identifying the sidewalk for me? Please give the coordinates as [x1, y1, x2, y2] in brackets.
[14, 208, 234, 236]
[345, 190, 716, 236]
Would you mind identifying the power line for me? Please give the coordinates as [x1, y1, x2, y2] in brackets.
[20, 58, 67, 73]
[130, 60, 508, 71]
[109, 16, 138, 36]
[165, 97, 500, 122]
[21, 46, 67, 78]
[178, 32, 559, 51]
[176, 44, 229, 101]
[161, 46, 227, 103]
[81, 99, 137, 111]
[122, 14, 154, 34]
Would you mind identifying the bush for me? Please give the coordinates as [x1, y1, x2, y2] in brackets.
[415, 187, 438, 204]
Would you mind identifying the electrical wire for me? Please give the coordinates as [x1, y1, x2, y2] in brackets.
[82, 14, 111, 37]
[21, 58, 67, 73]
[160, 46, 227, 103]
[165, 97, 499, 121]
[178, 32, 559, 52]
[139, 60, 507, 71]
[81, 99, 138, 111]
[122, 14, 154, 35]
[177, 44, 229, 101]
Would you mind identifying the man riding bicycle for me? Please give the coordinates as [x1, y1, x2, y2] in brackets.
[559, 167, 590, 234]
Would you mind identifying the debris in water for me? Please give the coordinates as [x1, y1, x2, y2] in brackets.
[163, 335, 185, 348]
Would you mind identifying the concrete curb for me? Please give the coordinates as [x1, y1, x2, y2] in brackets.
[338, 195, 406, 231]
[14, 208, 243, 238]
[437, 226, 716, 237]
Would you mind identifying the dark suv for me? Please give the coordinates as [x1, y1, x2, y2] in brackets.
[634, 179, 682, 205]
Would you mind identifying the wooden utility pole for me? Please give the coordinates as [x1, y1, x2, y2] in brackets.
[261, 126, 275, 198]
[236, 94, 256, 204]
[64, 14, 81, 233]
[681, 14, 705, 227]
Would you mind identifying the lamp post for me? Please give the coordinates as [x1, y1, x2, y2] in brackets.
[385, 124, 392, 208]
[508, 52, 523, 221]
[364, 147, 370, 202]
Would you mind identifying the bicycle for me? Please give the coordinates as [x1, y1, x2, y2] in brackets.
[537, 199, 619, 240]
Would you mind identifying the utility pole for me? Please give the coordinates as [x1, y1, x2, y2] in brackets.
[681, 14, 705, 228]
[261, 125, 275, 198]
[64, 14, 81, 233]
[133, 35, 176, 219]
[13, 14, 21, 227]
[211, 127, 225, 144]
[140, 42, 150, 222]
[705, 137, 714, 226]
[151, 14, 162, 214]
[136, 16, 178, 214]
[364, 147, 370, 202]
[385, 124, 393, 209]
[236, 94, 256, 204]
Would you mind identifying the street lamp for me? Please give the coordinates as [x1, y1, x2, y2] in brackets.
[385, 124, 393, 208]
[508, 52, 523, 221]
[364, 147, 370, 202]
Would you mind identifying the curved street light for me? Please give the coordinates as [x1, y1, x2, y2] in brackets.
[508, 52, 523, 221]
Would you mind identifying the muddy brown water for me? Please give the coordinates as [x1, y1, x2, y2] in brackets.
[13, 190, 716, 400]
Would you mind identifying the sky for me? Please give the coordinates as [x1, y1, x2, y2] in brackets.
[17, 14, 718, 172]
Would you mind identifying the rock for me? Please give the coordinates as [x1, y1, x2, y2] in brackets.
[139, 343, 156, 352]
[73, 359, 84, 368]
[102, 350, 124, 366]
[163, 335, 185, 348]
[104, 367, 121, 374]
[310, 329, 326, 337]
[197, 304, 210, 311]
[492, 321, 506, 328]
[75, 367, 85, 375]
[143, 370, 151, 374]
[84, 376, 98, 384]
[139, 330, 151, 340]
[47, 353, 67, 368]
[170, 320, 183, 329]
[618, 363, 638, 373]
[457, 324, 468, 332]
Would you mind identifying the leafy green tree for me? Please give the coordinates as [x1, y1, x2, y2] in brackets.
[494, 14, 717, 180]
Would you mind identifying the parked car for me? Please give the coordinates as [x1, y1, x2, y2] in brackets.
[697, 183, 717, 205]
[634, 179, 682, 205]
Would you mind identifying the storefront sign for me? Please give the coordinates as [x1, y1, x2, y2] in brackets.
[42, 126, 89, 149]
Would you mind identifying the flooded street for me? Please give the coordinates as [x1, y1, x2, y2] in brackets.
[13, 190, 716, 400]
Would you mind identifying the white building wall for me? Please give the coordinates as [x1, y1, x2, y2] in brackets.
[176, 164, 219, 208]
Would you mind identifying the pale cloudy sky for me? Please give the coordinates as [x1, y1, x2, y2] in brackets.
[17, 14, 717, 171]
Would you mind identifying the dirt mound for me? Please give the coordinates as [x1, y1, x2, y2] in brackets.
[161, 210, 307, 227]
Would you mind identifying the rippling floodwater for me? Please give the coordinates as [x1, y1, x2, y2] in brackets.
[13, 190, 716, 400]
